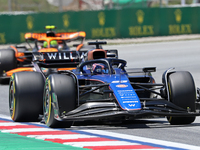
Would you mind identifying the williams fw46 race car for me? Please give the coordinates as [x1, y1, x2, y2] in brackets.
[0, 25, 87, 84]
[9, 41, 200, 128]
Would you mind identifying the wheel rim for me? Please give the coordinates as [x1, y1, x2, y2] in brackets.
[44, 83, 50, 123]
[9, 81, 15, 118]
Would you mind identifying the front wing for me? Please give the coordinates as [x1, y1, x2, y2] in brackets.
[51, 99, 200, 121]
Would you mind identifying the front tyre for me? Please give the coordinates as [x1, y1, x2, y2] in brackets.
[167, 71, 196, 125]
[44, 74, 76, 128]
[9, 72, 44, 122]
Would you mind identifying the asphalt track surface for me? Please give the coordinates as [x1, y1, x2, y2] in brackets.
[0, 39, 200, 149]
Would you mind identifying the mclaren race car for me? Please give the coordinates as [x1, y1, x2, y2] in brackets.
[0, 25, 87, 84]
[9, 41, 200, 128]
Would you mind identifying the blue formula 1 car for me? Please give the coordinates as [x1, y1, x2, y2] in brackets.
[9, 41, 200, 128]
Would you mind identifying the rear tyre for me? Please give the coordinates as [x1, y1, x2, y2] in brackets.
[167, 71, 196, 125]
[0, 49, 17, 84]
[44, 74, 76, 128]
[9, 72, 44, 122]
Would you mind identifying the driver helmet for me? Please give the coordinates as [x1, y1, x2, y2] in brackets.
[43, 41, 48, 48]
[92, 63, 108, 75]
[50, 40, 58, 48]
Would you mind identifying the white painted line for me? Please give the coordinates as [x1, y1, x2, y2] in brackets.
[80, 130, 200, 150]
[28, 134, 97, 140]
[0, 115, 12, 120]
[63, 141, 140, 147]
[1, 128, 55, 133]
[0, 122, 24, 126]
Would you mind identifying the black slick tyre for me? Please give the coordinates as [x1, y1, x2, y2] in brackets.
[44, 74, 76, 128]
[9, 72, 44, 122]
[0, 49, 17, 84]
[167, 71, 196, 125]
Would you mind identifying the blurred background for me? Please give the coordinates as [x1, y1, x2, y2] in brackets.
[2, 0, 200, 12]
[0, 0, 200, 44]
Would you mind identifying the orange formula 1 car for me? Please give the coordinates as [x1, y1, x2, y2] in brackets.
[0, 26, 87, 84]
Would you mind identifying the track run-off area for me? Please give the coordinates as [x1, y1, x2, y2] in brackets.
[0, 115, 199, 150]
[0, 39, 200, 149]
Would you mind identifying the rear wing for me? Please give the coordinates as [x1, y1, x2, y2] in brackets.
[25, 31, 86, 41]
[33, 51, 80, 68]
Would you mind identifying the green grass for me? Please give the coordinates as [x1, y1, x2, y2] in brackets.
[0, 131, 88, 150]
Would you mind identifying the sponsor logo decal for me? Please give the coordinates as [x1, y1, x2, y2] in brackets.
[123, 101, 138, 103]
[26, 16, 34, 30]
[63, 14, 70, 27]
[98, 12, 105, 26]
[112, 80, 128, 83]
[45, 52, 77, 60]
[168, 9, 192, 35]
[136, 10, 144, 24]
[174, 9, 182, 23]
[128, 104, 136, 107]
[116, 84, 128, 88]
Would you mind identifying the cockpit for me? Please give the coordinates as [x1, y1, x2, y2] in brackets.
[78, 58, 127, 75]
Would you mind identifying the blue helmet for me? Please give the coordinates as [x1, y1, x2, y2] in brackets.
[92, 63, 108, 75]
